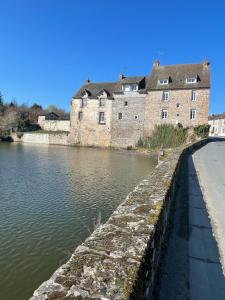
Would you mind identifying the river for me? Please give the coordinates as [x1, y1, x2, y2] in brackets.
[0, 142, 156, 300]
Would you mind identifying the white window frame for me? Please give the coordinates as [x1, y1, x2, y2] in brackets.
[99, 112, 105, 124]
[186, 77, 197, 84]
[161, 109, 168, 120]
[158, 79, 169, 85]
[191, 90, 197, 101]
[123, 84, 138, 92]
[190, 109, 196, 120]
[162, 91, 169, 101]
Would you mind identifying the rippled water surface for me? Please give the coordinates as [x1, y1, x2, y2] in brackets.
[0, 142, 156, 300]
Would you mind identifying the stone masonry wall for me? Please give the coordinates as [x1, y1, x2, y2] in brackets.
[30, 139, 210, 300]
[11, 132, 70, 146]
[70, 98, 112, 147]
[110, 93, 145, 148]
[144, 88, 210, 136]
[38, 117, 70, 132]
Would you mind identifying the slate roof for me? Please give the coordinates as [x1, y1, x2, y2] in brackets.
[74, 82, 119, 99]
[208, 112, 225, 121]
[146, 62, 210, 90]
[73, 61, 210, 98]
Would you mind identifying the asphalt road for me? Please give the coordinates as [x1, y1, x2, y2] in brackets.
[157, 139, 225, 300]
[193, 139, 225, 273]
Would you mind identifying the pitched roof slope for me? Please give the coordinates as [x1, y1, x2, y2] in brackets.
[146, 62, 210, 90]
[73, 61, 210, 98]
[208, 112, 225, 120]
[73, 82, 119, 98]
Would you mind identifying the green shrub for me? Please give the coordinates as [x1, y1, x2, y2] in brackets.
[193, 124, 210, 139]
[137, 124, 188, 149]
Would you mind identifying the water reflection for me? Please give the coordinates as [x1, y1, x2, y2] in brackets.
[0, 143, 156, 300]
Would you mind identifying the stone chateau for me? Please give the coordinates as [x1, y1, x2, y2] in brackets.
[70, 60, 210, 148]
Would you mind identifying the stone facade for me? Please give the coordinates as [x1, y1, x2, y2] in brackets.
[70, 61, 210, 148]
[144, 88, 210, 135]
[208, 113, 225, 137]
[38, 116, 70, 132]
[11, 132, 70, 145]
[70, 91, 112, 147]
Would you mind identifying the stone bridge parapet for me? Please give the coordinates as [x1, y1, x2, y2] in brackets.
[30, 139, 210, 300]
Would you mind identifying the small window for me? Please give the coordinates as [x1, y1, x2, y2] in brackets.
[223, 128, 225, 133]
[161, 109, 168, 119]
[99, 112, 105, 124]
[135, 115, 138, 119]
[223, 120, 225, 126]
[123, 84, 131, 92]
[123, 84, 138, 92]
[99, 98, 105, 107]
[131, 84, 138, 91]
[124, 101, 128, 106]
[191, 90, 197, 101]
[176, 103, 180, 108]
[81, 98, 87, 108]
[78, 111, 83, 121]
[186, 77, 197, 84]
[158, 79, 169, 85]
[177, 113, 179, 117]
[118, 112, 123, 120]
[162, 91, 169, 101]
[190, 109, 196, 120]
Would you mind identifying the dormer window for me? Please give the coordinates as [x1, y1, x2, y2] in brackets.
[158, 79, 169, 85]
[186, 77, 197, 84]
[123, 84, 138, 92]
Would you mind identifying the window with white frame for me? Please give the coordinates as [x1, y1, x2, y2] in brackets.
[124, 101, 128, 106]
[186, 77, 197, 84]
[223, 128, 225, 133]
[223, 120, 225, 126]
[190, 109, 196, 120]
[123, 84, 138, 92]
[158, 79, 169, 85]
[161, 109, 168, 119]
[99, 112, 105, 124]
[162, 91, 169, 101]
[191, 90, 197, 101]
[118, 112, 123, 120]
[99, 98, 105, 107]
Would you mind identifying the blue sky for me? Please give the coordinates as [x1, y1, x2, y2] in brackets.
[0, 0, 224, 113]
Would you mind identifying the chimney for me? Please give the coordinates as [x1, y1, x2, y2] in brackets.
[85, 78, 90, 84]
[153, 60, 160, 68]
[119, 74, 126, 81]
[203, 59, 210, 68]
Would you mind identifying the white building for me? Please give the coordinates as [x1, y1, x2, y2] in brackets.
[208, 113, 225, 137]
